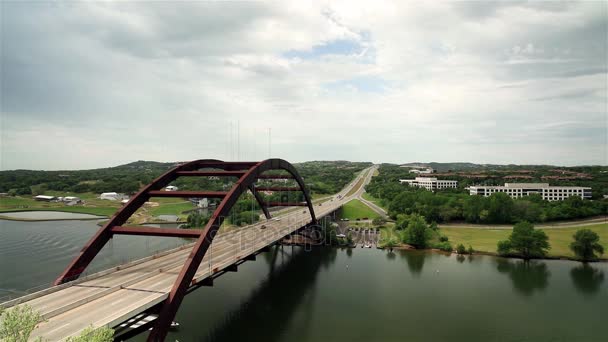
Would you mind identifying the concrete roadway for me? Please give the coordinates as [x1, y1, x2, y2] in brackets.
[2, 166, 376, 341]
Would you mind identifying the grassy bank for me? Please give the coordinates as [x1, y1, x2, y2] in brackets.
[339, 199, 380, 220]
[0, 193, 198, 220]
[361, 192, 387, 210]
[441, 223, 608, 258]
[346, 176, 365, 197]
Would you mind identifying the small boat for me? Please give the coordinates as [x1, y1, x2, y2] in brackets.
[170, 321, 180, 329]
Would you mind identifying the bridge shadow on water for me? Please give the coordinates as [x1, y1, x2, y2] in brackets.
[194, 245, 337, 342]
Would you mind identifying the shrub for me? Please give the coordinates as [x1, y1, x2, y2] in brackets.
[497, 240, 512, 255]
[456, 243, 466, 254]
[439, 235, 449, 242]
[570, 229, 604, 261]
[0, 305, 42, 342]
[435, 241, 453, 252]
[467, 245, 474, 255]
[372, 217, 386, 226]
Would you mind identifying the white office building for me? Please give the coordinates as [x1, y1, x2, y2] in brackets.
[469, 183, 591, 201]
[399, 177, 458, 191]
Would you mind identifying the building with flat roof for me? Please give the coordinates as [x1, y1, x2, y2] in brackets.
[34, 195, 56, 201]
[99, 192, 120, 200]
[469, 183, 591, 201]
[399, 177, 458, 191]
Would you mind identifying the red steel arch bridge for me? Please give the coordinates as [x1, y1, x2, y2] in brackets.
[1, 159, 375, 341]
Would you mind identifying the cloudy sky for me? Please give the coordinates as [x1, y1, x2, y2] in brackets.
[1, 1, 606, 170]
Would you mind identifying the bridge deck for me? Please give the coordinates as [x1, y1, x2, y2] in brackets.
[3, 167, 375, 341]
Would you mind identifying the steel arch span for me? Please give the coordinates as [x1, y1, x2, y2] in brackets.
[53, 159, 317, 341]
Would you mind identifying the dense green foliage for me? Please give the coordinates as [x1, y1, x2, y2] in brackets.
[181, 211, 210, 229]
[296, 161, 371, 195]
[366, 165, 607, 224]
[66, 325, 114, 342]
[0, 160, 369, 197]
[456, 244, 466, 254]
[0, 305, 42, 342]
[406, 214, 429, 248]
[570, 229, 604, 261]
[0, 306, 113, 342]
[399, 162, 608, 198]
[497, 222, 551, 259]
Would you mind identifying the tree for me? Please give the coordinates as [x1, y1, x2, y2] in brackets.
[66, 325, 114, 342]
[497, 240, 512, 255]
[463, 195, 484, 223]
[467, 245, 474, 255]
[30, 184, 48, 196]
[346, 232, 354, 246]
[456, 243, 466, 254]
[0, 307, 113, 342]
[182, 211, 210, 229]
[406, 214, 430, 248]
[231, 211, 260, 226]
[0, 305, 43, 342]
[383, 237, 399, 252]
[487, 192, 514, 223]
[570, 229, 604, 261]
[372, 217, 386, 226]
[497, 221, 550, 259]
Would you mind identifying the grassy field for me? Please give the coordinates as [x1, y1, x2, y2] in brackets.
[149, 201, 195, 216]
[361, 192, 387, 210]
[0, 193, 121, 216]
[311, 193, 331, 200]
[0, 193, 196, 219]
[339, 199, 380, 220]
[441, 223, 608, 258]
[345, 176, 365, 197]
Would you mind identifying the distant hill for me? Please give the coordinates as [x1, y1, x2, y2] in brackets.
[396, 162, 571, 172]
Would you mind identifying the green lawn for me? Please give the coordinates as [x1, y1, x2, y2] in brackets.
[0, 193, 121, 217]
[149, 201, 195, 216]
[361, 192, 387, 210]
[0, 193, 195, 219]
[346, 177, 365, 197]
[441, 223, 608, 258]
[311, 193, 331, 200]
[339, 199, 380, 220]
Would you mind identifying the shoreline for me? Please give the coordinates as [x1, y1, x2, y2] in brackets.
[377, 244, 608, 263]
[0, 216, 105, 222]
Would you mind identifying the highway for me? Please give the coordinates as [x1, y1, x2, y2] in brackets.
[1, 166, 377, 341]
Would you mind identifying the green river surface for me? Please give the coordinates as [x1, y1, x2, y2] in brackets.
[0, 216, 606, 342]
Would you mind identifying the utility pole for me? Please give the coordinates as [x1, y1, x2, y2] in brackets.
[268, 128, 271, 159]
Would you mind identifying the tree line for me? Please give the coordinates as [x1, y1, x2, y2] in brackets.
[0, 160, 371, 197]
[366, 165, 607, 224]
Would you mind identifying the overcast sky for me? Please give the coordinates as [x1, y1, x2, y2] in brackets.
[1, 1, 606, 170]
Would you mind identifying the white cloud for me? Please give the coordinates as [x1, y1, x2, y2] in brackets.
[1, 1, 606, 170]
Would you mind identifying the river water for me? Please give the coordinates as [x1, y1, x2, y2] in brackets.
[1, 218, 606, 342]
